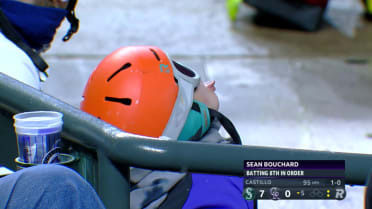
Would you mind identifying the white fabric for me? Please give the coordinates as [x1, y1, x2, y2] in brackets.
[161, 79, 195, 140]
[0, 32, 41, 89]
[161, 60, 200, 140]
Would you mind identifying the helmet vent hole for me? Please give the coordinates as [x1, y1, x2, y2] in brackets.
[149, 48, 161, 61]
[105, 97, 132, 105]
[107, 63, 132, 82]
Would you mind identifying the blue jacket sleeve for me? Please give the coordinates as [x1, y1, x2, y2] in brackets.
[182, 173, 255, 209]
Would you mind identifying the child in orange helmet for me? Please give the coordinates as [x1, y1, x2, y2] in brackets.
[81, 46, 253, 209]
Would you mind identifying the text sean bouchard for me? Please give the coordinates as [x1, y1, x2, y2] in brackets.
[245, 161, 300, 168]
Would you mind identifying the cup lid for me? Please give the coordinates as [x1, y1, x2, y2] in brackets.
[13, 111, 63, 129]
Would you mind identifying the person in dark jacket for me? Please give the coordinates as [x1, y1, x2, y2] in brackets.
[0, 1, 105, 209]
[0, 0, 78, 89]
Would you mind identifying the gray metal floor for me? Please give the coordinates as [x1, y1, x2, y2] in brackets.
[41, 0, 372, 208]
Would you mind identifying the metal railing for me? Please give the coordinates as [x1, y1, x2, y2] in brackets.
[0, 73, 371, 209]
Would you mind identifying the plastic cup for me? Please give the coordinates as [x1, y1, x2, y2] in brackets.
[13, 111, 63, 164]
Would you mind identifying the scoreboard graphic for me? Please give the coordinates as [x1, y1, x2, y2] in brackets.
[243, 160, 346, 200]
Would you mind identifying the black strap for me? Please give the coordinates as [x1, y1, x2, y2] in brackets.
[0, 7, 48, 72]
[65, 0, 77, 12]
[186, 102, 203, 141]
[62, 0, 79, 42]
[158, 174, 192, 209]
[191, 102, 200, 112]
[209, 108, 242, 145]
